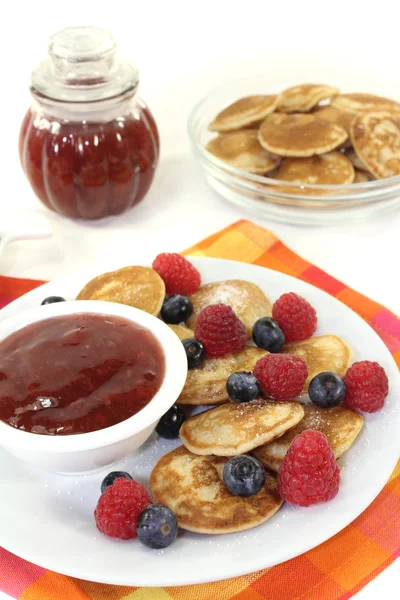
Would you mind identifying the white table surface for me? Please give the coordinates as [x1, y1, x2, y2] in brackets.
[0, 0, 398, 596]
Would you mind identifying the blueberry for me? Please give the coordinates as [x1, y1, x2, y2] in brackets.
[161, 295, 193, 324]
[223, 455, 266, 497]
[252, 317, 285, 353]
[226, 371, 260, 403]
[100, 471, 133, 494]
[182, 337, 206, 369]
[156, 404, 186, 439]
[137, 503, 178, 549]
[308, 372, 346, 408]
[41, 296, 66, 305]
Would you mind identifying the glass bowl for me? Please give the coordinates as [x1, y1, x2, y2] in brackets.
[188, 73, 400, 225]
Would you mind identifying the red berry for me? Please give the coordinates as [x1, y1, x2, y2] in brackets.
[343, 360, 388, 413]
[277, 430, 340, 506]
[272, 292, 317, 342]
[94, 478, 151, 539]
[152, 253, 201, 296]
[195, 303, 247, 357]
[253, 353, 308, 400]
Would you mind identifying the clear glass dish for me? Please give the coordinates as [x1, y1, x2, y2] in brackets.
[188, 73, 400, 225]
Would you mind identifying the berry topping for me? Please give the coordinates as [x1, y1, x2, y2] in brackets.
[194, 303, 247, 357]
[41, 296, 66, 305]
[182, 337, 206, 369]
[272, 292, 317, 342]
[100, 471, 133, 494]
[252, 316, 285, 353]
[161, 295, 193, 324]
[156, 405, 186, 439]
[226, 371, 260, 403]
[137, 504, 178, 549]
[253, 354, 308, 400]
[223, 455, 266, 497]
[152, 253, 201, 296]
[277, 430, 340, 506]
[308, 372, 346, 408]
[343, 361, 388, 413]
[94, 478, 151, 539]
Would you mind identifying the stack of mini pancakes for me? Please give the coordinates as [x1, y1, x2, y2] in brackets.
[150, 279, 363, 535]
[206, 84, 400, 189]
[77, 268, 364, 535]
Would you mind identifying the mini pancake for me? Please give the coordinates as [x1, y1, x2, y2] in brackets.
[258, 114, 348, 157]
[76, 266, 165, 316]
[345, 148, 370, 172]
[168, 324, 195, 341]
[350, 111, 400, 179]
[178, 346, 267, 406]
[331, 93, 400, 114]
[179, 399, 304, 456]
[187, 279, 272, 338]
[252, 404, 363, 472]
[150, 445, 283, 534]
[353, 170, 372, 183]
[277, 84, 339, 113]
[206, 130, 281, 174]
[274, 152, 355, 185]
[209, 95, 279, 132]
[282, 334, 353, 392]
[313, 105, 355, 134]
[312, 105, 355, 147]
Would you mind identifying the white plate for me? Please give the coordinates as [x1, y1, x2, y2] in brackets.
[0, 257, 399, 587]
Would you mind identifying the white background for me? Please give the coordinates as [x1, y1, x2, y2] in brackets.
[0, 0, 399, 596]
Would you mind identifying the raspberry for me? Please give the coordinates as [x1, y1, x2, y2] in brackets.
[195, 304, 247, 357]
[152, 253, 201, 296]
[94, 478, 151, 539]
[272, 292, 317, 342]
[343, 360, 388, 413]
[253, 353, 308, 400]
[277, 430, 340, 506]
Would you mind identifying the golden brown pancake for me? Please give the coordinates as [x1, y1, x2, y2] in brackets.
[178, 346, 267, 406]
[331, 93, 400, 114]
[252, 404, 363, 472]
[282, 335, 353, 392]
[150, 445, 283, 534]
[258, 113, 348, 157]
[274, 152, 354, 185]
[353, 170, 372, 183]
[187, 279, 272, 338]
[350, 111, 400, 179]
[209, 95, 279, 131]
[345, 148, 370, 172]
[312, 105, 354, 148]
[76, 266, 165, 316]
[179, 399, 304, 455]
[206, 130, 281, 174]
[312, 105, 355, 135]
[277, 84, 339, 113]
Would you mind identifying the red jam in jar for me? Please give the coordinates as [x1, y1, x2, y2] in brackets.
[19, 27, 159, 219]
[0, 313, 165, 435]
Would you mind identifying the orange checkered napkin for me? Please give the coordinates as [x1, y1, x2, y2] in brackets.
[0, 219, 398, 600]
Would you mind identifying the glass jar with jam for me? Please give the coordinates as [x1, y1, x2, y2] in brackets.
[19, 27, 159, 219]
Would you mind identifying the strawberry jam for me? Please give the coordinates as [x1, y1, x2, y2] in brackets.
[19, 27, 159, 219]
[0, 313, 164, 435]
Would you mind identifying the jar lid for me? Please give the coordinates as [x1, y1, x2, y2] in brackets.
[30, 26, 139, 102]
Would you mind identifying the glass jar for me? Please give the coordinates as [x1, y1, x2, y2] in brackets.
[19, 27, 159, 219]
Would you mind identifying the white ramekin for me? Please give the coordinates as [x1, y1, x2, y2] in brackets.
[0, 300, 188, 474]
